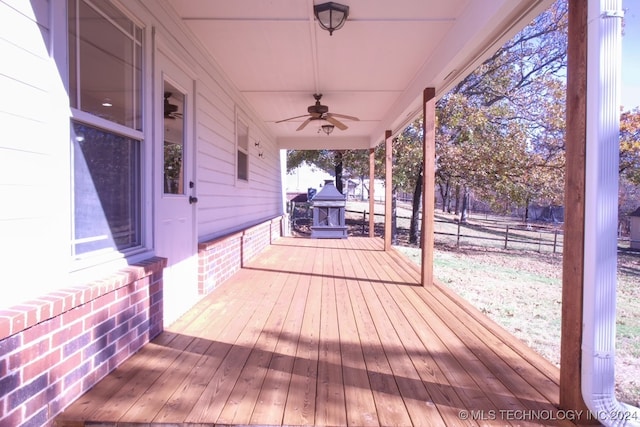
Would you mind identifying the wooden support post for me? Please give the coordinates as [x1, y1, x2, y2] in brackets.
[368, 147, 375, 237]
[384, 130, 393, 251]
[560, 0, 592, 420]
[421, 88, 436, 286]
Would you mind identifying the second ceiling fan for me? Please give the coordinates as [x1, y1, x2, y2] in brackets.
[276, 93, 359, 131]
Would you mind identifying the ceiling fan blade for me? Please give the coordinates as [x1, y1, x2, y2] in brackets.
[296, 118, 313, 131]
[276, 114, 311, 123]
[328, 112, 360, 121]
[325, 116, 348, 131]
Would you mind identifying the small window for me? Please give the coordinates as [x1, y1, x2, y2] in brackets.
[237, 116, 249, 181]
[163, 85, 185, 194]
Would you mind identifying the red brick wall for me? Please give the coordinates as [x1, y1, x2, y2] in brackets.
[0, 257, 166, 427]
[198, 216, 283, 295]
[271, 217, 283, 243]
[0, 216, 282, 426]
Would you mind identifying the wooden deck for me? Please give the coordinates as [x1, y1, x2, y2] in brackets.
[56, 237, 573, 426]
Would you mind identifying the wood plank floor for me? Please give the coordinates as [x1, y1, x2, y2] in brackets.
[56, 237, 574, 426]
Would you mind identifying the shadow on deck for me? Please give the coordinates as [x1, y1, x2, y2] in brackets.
[55, 237, 574, 426]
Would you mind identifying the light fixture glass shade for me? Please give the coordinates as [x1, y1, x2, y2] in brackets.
[321, 124, 335, 135]
[313, 2, 349, 35]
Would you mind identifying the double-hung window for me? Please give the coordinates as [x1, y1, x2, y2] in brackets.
[68, 0, 144, 258]
[236, 115, 249, 182]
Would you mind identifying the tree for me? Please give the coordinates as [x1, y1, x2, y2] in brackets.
[434, 0, 568, 220]
[287, 149, 345, 192]
[618, 107, 640, 233]
[287, 148, 380, 198]
[391, 120, 424, 243]
[287, 149, 333, 173]
[289, 1, 571, 240]
[620, 108, 640, 186]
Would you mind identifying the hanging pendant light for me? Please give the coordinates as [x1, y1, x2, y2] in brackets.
[313, 2, 349, 36]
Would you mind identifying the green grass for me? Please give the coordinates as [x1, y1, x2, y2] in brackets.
[396, 243, 639, 407]
[345, 201, 640, 407]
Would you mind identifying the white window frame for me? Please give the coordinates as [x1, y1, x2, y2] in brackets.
[235, 107, 250, 183]
[66, 0, 153, 271]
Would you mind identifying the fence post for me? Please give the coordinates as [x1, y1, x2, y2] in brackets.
[362, 210, 366, 235]
[456, 220, 461, 247]
[553, 229, 558, 253]
[290, 201, 295, 228]
[504, 224, 509, 249]
[538, 232, 542, 253]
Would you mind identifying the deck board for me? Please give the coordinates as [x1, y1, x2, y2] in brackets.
[334, 243, 379, 427]
[185, 268, 290, 423]
[342, 250, 413, 427]
[56, 236, 574, 427]
[151, 269, 273, 423]
[355, 248, 452, 426]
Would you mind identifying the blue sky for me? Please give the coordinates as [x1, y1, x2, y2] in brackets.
[622, 1, 640, 110]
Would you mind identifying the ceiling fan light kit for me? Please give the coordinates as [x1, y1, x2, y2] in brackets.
[276, 93, 359, 132]
[164, 92, 183, 119]
[313, 2, 349, 36]
[320, 124, 334, 135]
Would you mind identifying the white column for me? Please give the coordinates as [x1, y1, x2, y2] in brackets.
[582, 0, 640, 422]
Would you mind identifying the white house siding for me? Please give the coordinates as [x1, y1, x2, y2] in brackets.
[138, 1, 283, 244]
[0, 0, 71, 308]
[0, 0, 284, 307]
[0, 1, 284, 424]
[195, 86, 283, 241]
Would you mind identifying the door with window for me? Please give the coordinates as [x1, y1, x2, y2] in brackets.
[155, 50, 198, 326]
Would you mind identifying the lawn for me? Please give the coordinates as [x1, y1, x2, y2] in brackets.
[342, 201, 640, 407]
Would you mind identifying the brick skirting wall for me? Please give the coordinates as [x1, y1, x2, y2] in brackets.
[198, 216, 283, 294]
[0, 216, 282, 426]
[0, 257, 166, 426]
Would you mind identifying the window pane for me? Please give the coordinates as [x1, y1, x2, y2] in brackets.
[163, 85, 185, 194]
[237, 118, 249, 180]
[238, 119, 249, 151]
[164, 142, 183, 194]
[238, 151, 248, 181]
[69, 0, 142, 130]
[72, 122, 141, 255]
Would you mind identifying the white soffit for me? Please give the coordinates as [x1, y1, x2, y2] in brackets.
[168, 0, 553, 149]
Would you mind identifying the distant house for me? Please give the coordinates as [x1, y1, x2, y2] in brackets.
[352, 178, 386, 202]
[285, 162, 334, 196]
[286, 163, 379, 202]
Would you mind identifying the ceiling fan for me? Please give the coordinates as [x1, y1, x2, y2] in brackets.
[276, 93, 359, 131]
[164, 92, 183, 119]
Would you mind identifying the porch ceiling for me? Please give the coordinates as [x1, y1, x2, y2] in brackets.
[166, 0, 553, 150]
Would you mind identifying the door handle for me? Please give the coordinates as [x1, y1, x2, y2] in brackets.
[189, 196, 198, 204]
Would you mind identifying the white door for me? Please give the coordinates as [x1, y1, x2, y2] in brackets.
[155, 50, 198, 326]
